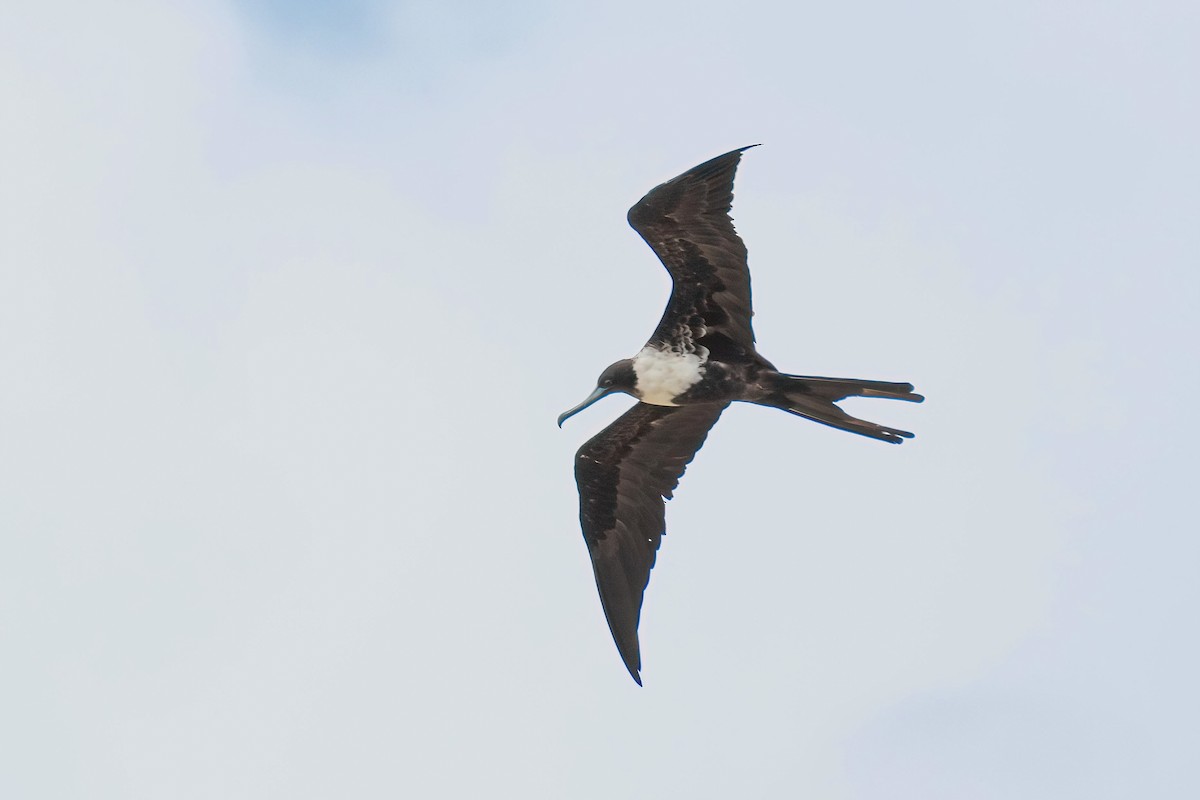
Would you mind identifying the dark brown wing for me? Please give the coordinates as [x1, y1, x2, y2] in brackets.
[627, 146, 761, 364]
[574, 401, 729, 684]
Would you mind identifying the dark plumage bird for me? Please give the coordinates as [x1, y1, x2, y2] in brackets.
[558, 146, 923, 685]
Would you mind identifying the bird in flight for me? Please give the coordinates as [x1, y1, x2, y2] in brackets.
[558, 146, 923, 684]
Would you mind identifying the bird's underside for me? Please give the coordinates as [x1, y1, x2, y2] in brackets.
[561, 146, 924, 684]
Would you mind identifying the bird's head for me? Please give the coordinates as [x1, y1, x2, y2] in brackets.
[557, 359, 637, 427]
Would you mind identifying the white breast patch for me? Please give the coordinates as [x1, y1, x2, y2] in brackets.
[632, 346, 706, 406]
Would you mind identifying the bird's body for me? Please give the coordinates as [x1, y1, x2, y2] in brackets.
[558, 146, 923, 684]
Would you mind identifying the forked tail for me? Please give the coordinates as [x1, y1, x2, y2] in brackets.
[766, 374, 925, 444]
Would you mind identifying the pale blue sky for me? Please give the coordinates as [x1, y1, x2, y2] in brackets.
[2, 1, 1197, 797]
[238, 0, 385, 49]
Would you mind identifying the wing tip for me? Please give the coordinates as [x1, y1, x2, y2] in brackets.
[625, 662, 644, 686]
[615, 632, 645, 686]
[627, 144, 761, 230]
[726, 142, 761, 160]
[703, 143, 761, 171]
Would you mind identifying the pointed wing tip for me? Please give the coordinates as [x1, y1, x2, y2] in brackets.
[626, 663, 644, 686]
[716, 143, 761, 163]
[616, 636, 644, 686]
[610, 615, 645, 686]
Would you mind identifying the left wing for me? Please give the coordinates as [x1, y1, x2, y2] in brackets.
[626, 146, 760, 363]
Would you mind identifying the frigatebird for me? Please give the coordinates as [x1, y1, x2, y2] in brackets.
[558, 146, 923, 684]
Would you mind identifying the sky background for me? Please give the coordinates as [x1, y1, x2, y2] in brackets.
[2, 1, 1198, 797]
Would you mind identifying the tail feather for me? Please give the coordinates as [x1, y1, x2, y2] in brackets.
[769, 374, 924, 444]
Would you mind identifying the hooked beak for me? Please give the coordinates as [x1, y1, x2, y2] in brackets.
[557, 386, 611, 428]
